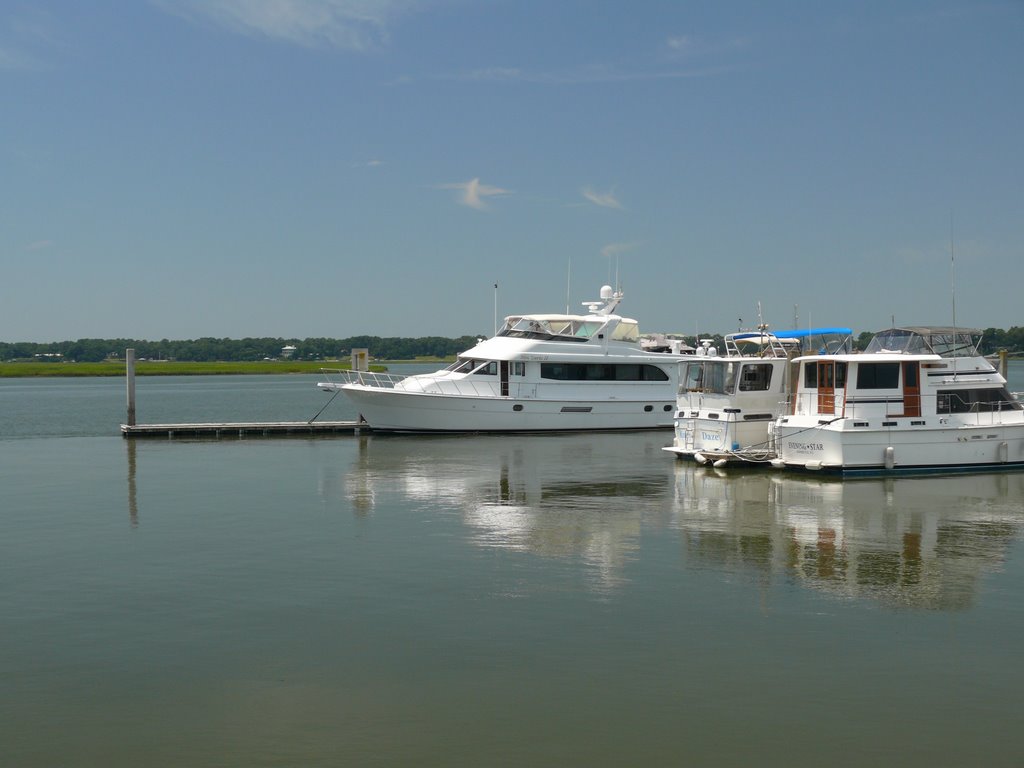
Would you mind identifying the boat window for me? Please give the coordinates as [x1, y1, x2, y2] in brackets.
[496, 317, 595, 342]
[471, 361, 497, 375]
[450, 358, 477, 373]
[738, 363, 773, 392]
[865, 328, 981, 357]
[835, 362, 848, 388]
[540, 363, 668, 381]
[804, 364, 817, 389]
[611, 320, 640, 342]
[512, 362, 525, 376]
[937, 388, 1023, 414]
[856, 362, 900, 389]
[682, 362, 704, 392]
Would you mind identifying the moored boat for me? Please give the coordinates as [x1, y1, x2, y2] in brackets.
[771, 326, 1024, 475]
[663, 326, 852, 465]
[317, 286, 690, 432]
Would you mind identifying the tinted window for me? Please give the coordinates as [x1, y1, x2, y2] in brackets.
[856, 362, 900, 389]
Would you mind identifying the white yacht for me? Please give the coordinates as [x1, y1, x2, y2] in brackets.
[771, 326, 1024, 475]
[663, 327, 852, 465]
[317, 286, 690, 432]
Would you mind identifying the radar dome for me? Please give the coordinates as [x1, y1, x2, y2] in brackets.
[600, 285, 613, 299]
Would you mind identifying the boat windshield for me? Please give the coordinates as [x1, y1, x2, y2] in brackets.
[444, 358, 498, 374]
[681, 360, 736, 394]
[865, 327, 982, 357]
[497, 316, 603, 342]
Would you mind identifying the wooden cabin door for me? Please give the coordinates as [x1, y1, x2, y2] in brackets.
[901, 361, 920, 417]
[817, 361, 835, 415]
[500, 360, 510, 397]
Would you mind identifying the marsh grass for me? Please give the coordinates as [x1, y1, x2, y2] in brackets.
[0, 358, 444, 377]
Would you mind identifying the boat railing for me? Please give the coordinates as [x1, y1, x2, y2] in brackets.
[785, 391, 1024, 423]
[319, 369, 408, 389]
[319, 368, 516, 397]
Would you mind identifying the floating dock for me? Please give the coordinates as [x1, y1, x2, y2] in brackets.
[121, 421, 366, 439]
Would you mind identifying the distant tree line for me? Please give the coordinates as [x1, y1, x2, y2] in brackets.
[0, 335, 483, 363]
[3, 326, 1023, 363]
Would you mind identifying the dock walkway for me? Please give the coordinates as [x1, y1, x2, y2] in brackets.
[121, 421, 365, 438]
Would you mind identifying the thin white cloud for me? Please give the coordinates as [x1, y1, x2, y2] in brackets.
[0, 8, 58, 71]
[665, 34, 750, 59]
[582, 187, 623, 210]
[411, 63, 733, 86]
[353, 158, 384, 168]
[26, 240, 54, 251]
[601, 241, 641, 260]
[156, 0, 416, 50]
[438, 178, 512, 210]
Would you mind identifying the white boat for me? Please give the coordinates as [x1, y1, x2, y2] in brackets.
[317, 286, 690, 432]
[771, 326, 1024, 475]
[663, 326, 852, 465]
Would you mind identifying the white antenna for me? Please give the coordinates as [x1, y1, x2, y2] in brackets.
[951, 211, 958, 371]
[493, 282, 498, 336]
[950, 211, 957, 333]
[566, 257, 571, 314]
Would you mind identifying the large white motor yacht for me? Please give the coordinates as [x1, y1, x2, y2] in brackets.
[771, 326, 1024, 475]
[663, 326, 852, 465]
[318, 286, 690, 432]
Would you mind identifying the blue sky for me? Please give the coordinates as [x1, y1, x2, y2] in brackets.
[2, 1, 1022, 342]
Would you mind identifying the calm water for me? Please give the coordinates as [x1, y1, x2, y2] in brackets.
[2, 366, 1024, 767]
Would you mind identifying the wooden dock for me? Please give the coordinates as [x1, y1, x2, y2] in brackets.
[121, 420, 366, 439]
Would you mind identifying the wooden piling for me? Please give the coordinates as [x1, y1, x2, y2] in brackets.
[126, 348, 136, 427]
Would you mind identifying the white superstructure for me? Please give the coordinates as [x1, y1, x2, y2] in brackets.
[663, 327, 852, 465]
[771, 326, 1024, 475]
[317, 286, 690, 432]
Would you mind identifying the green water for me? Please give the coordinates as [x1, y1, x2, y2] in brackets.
[1, 375, 1023, 766]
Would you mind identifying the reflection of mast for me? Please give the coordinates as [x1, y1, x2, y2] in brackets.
[126, 439, 138, 527]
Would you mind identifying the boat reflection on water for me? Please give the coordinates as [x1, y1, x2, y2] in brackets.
[342, 432, 675, 591]
[672, 466, 1024, 609]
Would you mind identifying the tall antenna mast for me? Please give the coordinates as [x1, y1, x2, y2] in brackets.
[493, 282, 498, 336]
[950, 211, 957, 332]
[951, 211, 959, 370]
[566, 257, 571, 314]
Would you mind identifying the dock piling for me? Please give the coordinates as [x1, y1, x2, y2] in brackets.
[126, 348, 136, 427]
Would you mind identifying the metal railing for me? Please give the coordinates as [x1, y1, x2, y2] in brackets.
[319, 368, 520, 398]
[784, 391, 1023, 424]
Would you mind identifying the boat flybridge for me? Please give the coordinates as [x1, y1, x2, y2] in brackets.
[771, 326, 1024, 475]
[663, 326, 853, 466]
[317, 286, 692, 433]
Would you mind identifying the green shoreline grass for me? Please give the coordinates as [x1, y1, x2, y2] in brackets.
[0, 359, 448, 378]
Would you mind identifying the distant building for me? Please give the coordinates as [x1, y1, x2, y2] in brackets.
[281, 345, 297, 359]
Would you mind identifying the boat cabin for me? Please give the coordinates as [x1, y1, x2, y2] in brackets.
[790, 327, 1021, 420]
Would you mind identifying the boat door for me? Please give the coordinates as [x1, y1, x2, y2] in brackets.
[817, 361, 835, 415]
[901, 361, 920, 417]
[500, 360, 510, 397]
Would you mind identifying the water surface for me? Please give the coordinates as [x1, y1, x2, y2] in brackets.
[1, 370, 1023, 766]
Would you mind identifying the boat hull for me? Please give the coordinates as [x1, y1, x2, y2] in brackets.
[774, 420, 1024, 475]
[341, 385, 676, 432]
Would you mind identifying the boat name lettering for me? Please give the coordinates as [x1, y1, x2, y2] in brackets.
[787, 441, 824, 453]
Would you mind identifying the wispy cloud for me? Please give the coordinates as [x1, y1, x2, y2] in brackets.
[0, 8, 58, 71]
[156, 0, 416, 50]
[601, 241, 641, 260]
[407, 63, 732, 86]
[582, 187, 622, 210]
[26, 240, 54, 251]
[438, 178, 512, 210]
[664, 33, 750, 59]
[353, 158, 384, 168]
